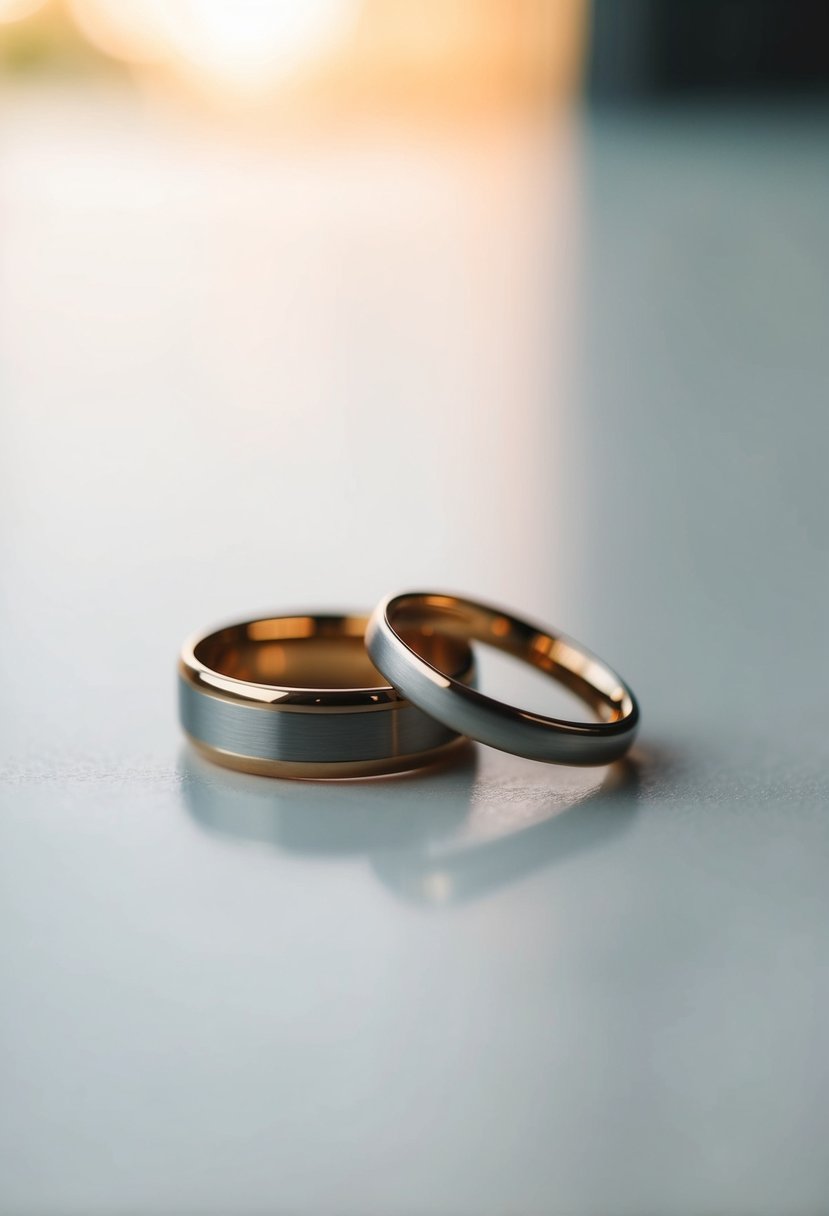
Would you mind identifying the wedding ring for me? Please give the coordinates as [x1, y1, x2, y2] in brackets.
[366, 592, 639, 766]
[178, 612, 475, 779]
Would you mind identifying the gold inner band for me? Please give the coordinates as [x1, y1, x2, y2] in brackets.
[194, 614, 472, 692]
[387, 595, 632, 723]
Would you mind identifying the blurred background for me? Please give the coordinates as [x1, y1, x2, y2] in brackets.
[1, 0, 828, 109]
[2, 5, 829, 1216]
[1, 0, 829, 107]
[2, 0, 827, 746]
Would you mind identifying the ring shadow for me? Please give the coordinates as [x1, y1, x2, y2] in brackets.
[179, 744, 642, 907]
[373, 759, 640, 906]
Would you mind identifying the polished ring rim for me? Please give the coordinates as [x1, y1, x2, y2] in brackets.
[182, 622, 408, 712]
[366, 592, 640, 767]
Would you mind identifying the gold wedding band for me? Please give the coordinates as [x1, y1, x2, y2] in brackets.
[178, 613, 475, 779]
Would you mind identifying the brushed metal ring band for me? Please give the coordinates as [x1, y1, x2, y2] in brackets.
[178, 613, 475, 779]
[366, 593, 640, 767]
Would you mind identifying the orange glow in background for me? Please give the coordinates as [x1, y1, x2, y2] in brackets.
[0, 1, 584, 623]
[0, 0, 586, 116]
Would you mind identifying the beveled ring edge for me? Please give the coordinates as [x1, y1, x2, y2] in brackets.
[185, 733, 470, 781]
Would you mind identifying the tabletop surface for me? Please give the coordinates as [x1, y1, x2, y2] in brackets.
[1, 87, 827, 1216]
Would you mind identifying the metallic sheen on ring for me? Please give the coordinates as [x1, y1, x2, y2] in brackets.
[178, 612, 475, 779]
[366, 592, 640, 766]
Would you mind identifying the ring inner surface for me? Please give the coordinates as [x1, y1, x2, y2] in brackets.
[195, 615, 471, 691]
[388, 596, 631, 723]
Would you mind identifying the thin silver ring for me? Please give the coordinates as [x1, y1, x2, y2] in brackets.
[179, 612, 475, 779]
[366, 592, 640, 766]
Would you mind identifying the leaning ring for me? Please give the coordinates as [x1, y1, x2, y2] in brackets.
[366, 592, 639, 766]
[178, 612, 475, 779]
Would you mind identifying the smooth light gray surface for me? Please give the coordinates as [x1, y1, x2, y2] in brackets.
[1, 89, 828, 1215]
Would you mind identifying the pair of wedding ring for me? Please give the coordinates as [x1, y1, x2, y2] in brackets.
[178, 592, 639, 779]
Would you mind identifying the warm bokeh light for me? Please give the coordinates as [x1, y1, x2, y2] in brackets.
[67, 0, 173, 64]
[1, 1, 585, 114]
[0, 0, 46, 24]
[162, 0, 357, 92]
[68, 0, 358, 94]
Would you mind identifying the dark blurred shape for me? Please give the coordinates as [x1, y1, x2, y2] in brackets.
[588, 0, 829, 100]
[0, 4, 104, 77]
